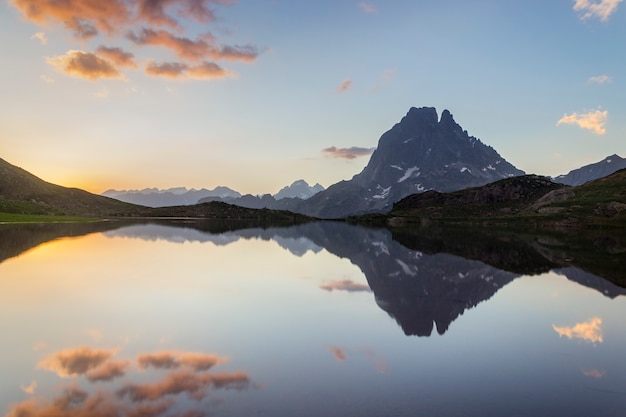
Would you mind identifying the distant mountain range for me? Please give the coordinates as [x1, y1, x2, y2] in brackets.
[102, 180, 324, 208]
[553, 154, 626, 186]
[102, 186, 242, 207]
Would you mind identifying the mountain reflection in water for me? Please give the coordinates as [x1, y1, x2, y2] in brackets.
[1, 220, 624, 337]
[2, 220, 626, 417]
[100, 221, 626, 337]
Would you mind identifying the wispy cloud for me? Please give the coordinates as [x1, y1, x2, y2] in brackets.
[582, 368, 607, 379]
[20, 381, 37, 395]
[96, 46, 137, 68]
[327, 346, 388, 373]
[588, 74, 612, 84]
[322, 146, 375, 159]
[359, 2, 377, 13]
[86, 360, 129, 382]
[38, 346, 119, 377]
[573, 0, 623, 21]
[145, 60, 231, 80]
[117, 368, 250, 402]
[9, 0, 259, 81]
[30, 32, 47, 45]
[553, 317, 604, 343]
[382, 68, 397, 82]
[47, 50, 125, 81]
[336, 79, 353, 93]
[329, 346, 346, 361]
[320, 279, 371, 292]
[556, 109, 608, 135]
[137, 351, 228, 371]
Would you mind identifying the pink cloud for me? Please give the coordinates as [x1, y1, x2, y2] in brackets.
[47, 50, 124, 81]
[336, 78, 353, 93]
[320, 279, 371, 292]
[38, 346, 119, 377]
[359, 2, 377, 13]
[322, 146, 375, 160]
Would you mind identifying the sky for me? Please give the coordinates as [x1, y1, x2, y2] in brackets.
[1, 0, 624, 195]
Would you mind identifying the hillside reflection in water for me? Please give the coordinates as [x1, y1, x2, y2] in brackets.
[1, 221, 625, 417]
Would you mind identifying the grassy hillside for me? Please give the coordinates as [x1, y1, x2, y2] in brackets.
[0, 157, 145, 217]
[387, 170, 626, 228]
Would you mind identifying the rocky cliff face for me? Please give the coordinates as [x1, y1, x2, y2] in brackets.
[298, 107, 524, 218]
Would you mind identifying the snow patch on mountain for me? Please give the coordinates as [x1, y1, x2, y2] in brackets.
[373, 185, 391, 199]
[398, 166, 420, 183]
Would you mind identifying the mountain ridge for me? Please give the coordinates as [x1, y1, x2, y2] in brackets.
[553, 154, 626, 186]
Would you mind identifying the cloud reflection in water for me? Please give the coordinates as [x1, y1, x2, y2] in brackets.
[7, 346, 252, 417]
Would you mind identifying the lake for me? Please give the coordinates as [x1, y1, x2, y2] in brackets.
[1, 220, 625, 417]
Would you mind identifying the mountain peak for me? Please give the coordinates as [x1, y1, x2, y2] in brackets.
[402, 106, 438, 128]
[274, 180, 325, 200]
[439, 109, 454, 125]
[299, 105, 525, 218]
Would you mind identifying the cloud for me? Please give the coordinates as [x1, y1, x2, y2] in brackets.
[187, 61, 232, 79]
[38, 346, 119, 377]
[96, 46, 137, 68]
[327, 346, 388, 373]
[137, 351, 228, 371]
[127, 28, 258, 63]
[137, 352, 181, 370]
[20, 381, 37, 395]
[556, 109, 608, 135]
[320, 279, 371, 293]
[336, 79, 353, 93]
[322, 146, 376, 159]
[136, 0, 234, 29]
[573, 0, 623, 21]
[553, 317, 604, 343]
[30, 32, 47, 45]
[362, 348, 389, 374]
[7, 347, 250, 417]
[329, 346, 346, 361]
[47, 50, 125, 80]
[382, 68, 397, 81]
[582, 368, 606, 379]
[359, 2, 377, 13]
[178, 352, 228, 371]
[117, 369, 250, 402]
[126, 29, 214, 62]
[10, 0, 132, 39]
[588, 74, 612, 84]
[10, 0, 258, 82]
[4, 389, 171, 417]
[86, 360, 130, 382]
[145, 60, 230, 79]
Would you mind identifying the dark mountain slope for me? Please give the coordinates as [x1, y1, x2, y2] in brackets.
[0, 158, 143, 216]
[554, 154, 626, 186]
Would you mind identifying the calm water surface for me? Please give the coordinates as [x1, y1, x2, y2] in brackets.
[1, 221, 625, 417]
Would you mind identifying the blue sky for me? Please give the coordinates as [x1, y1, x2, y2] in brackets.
[0, 0, 624, 194]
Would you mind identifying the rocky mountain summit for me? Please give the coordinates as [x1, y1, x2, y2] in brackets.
[274, 180, 324, 200]
[297, 107, 525, 218]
